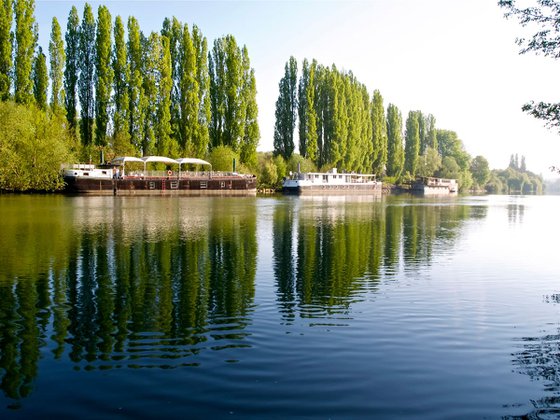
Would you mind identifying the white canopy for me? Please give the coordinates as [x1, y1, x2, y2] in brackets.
[176, 158, 211, 167]
[141, 156, 179, 165]
[110, 156, 144, 165]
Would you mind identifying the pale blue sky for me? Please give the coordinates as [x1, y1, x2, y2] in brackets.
[35, 0, 560, 178]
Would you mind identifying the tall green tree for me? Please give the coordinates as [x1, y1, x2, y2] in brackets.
[209, 35, 249, 153]
[78, 3, 95, 145]
[298, 58, 318, 162]
[425, 113, 437, 150]
[64, 6, 80, 133]
[192, 24, 210, 158]
[156, 34, 173, 156]
[0, 0, 13, 100]
[178, 23, 198, 154]
[371, 89, 387, 175]
[32, 45, 47, 109]
[386, 103, 404, 178]
[470, 155, 490, 187]
[273, 56, 297, 159]
[404, 110, 420, 176]
[142, 31, 163, 155]
[112, 15, 130, 152]
[14, 0, 36, 105]
[49, 17, 65, 114]
[94, 5, 112, 146]
[127, 16, 144, 152]
[161, 17, 183, 146]
[240, 46, 259, 167]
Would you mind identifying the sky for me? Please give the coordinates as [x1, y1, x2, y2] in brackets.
[34, 0, 560, 179]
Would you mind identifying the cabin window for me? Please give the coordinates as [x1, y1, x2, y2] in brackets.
[149, 182, 156, 189]
[323, 175, 328, 182]
[220, 181, 225, 188]
[83, 172, 89, 176]
[200, 181, 207, 189]
[170, 181, 178, 189]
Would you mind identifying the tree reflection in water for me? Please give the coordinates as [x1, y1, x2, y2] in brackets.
[0, 196, 257, 399]
[508, 294, 560, 419]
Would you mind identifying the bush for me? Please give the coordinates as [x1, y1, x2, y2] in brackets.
[0, 102, 75, 191]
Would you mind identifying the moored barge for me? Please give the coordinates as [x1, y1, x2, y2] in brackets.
[282, 168, 382, 195]
[63, 156, 257, 195]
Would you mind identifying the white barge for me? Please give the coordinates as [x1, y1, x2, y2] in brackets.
[282, 168, 382, 195]
[411, 177, 458, 195]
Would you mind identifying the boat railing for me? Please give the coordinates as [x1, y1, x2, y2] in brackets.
[122, 170, 254, 179]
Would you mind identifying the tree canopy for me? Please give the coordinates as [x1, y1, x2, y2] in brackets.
[499, 0, 560, 131]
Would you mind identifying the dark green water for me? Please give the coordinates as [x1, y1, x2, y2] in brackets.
[0, 194, 559, 418]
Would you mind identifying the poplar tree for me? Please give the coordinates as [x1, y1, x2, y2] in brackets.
[112, 15, 130, 149]
[371, 90, 387, 176]
[142, 31, 161, 155]
[273, 56, 297, 159]
[49, 17, 65, 114]
[404, 110, 420, 176]
[14, 0, 36, 105]
[209, 35, 246, 151]
[127, 16, 143, 152]
[178, 23, 198, 154]
[298, 58, 318, 161]
[161, 17, 182, 145]
[240, 46, 259, 167]
[425, 114, 437, 151]
[78, 3, 95, 145]
[386, 103, 404, 178]
[193, 24, 210, 158]
[94, 5, 112, 146]
[32, 45, 47, 109]
[0, 0, 13, 100]
[156, 34, 173, 156]
[64, 6, 80, 132]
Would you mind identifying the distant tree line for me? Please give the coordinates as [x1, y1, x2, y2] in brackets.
[269, 56, 544, 193]
[0, 0, 259, 191]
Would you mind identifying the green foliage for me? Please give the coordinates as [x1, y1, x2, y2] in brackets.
[32, 46, 47, 110]
[240, 46, 259, 168]
[416, 147, 442, 178]
[193, 24, 211, 158]
[49, 17, 65, 114]
[208, 145, 238, 172]
[273, 56, 298, 159]
[386, 103, 404, 178]
[178, 24, 199, 155]
[371, 89, 387, 176]
[64, 6, 79, 133]
[78, 3, 95, 145]
[404, 111, 420, 176]
[0, 0, 13, 100]
[156, 34, 174, 157]
[489, 155, 543, 194]
[470, 155, 490, 188]
[112, 15, 129, 147]
[94, 5, 113, 146]
[286, 153, 317, 173]
[127, 16, 143, 153]
[14, 0, 36, 105]
[0, 101, 75, 191]
[499, 0, 560, 131]
[298, 59, 318, 162]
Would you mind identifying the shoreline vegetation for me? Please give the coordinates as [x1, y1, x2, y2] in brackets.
[0, 1, 544, 194]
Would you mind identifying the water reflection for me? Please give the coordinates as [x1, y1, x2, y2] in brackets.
[0, 196, 257, 399]
[0, 195, 485, 404]
[273, 196, 480, 321]
[510, 295, 560, 418]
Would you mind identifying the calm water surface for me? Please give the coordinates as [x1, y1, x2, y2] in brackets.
[0, 194, 559, 418]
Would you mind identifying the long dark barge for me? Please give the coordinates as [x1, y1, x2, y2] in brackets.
[63, 156, 257, 196]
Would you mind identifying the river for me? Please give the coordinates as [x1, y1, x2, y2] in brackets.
[0, 194, 559, 418]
